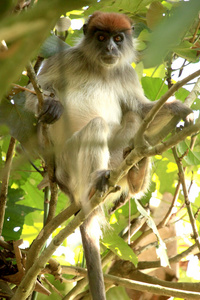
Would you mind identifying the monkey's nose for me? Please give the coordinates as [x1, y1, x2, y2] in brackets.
[106, 43, 114, 52]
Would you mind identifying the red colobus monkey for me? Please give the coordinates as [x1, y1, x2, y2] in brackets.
[26, 12, 193, 300]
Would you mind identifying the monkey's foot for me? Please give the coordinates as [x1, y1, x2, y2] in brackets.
[39, 98, 64, 124]
[89, 170, 121, 199]
[93, 170, 110, 197]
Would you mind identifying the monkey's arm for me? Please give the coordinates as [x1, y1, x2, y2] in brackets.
[140, 100, 194, 145]
[25, 60, 64, 124]
[126, 66, 193, 140]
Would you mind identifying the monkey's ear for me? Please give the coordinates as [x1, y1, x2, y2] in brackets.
[83, 23, 88, 35]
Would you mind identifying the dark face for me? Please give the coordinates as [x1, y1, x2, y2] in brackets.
[94, 31, 125, 66]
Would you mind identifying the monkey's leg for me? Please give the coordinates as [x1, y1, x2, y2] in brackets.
[125, 154, 150, 195]
[109, 112, 150, 211]
[76, 117, 109, 300]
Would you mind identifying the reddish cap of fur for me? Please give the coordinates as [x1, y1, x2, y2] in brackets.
[86, 11, 132, 34]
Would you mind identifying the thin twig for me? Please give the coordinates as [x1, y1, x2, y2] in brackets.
[190, 17, 200, 44]
[160, 133, 197, 228]
[26, 62, 58, 225]
[41, 276, 63, 298]
[26, 62, 44, 110]
[11, 83, 37, 94]
[159, 183, 180, 227]
[0, 137, 16, 235]
[137, 243, 197, 270]
[172, 147, 200, 251]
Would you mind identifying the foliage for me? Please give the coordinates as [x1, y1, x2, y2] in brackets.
[0, 0, 200, 299]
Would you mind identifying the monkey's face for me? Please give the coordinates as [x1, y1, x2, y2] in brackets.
[94, 31, 125, 67]
[83, 30, 133, 68]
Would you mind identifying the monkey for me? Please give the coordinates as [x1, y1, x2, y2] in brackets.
[25, 11, 193, 300]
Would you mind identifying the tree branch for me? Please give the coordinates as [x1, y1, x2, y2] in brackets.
[26, 201, 79, 271]
[61, 265, 200, 299]
[185, 76, 200, 107]
[137, 243, 197, 270]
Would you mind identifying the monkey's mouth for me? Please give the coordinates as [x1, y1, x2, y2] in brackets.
[100, 55, 119, 66]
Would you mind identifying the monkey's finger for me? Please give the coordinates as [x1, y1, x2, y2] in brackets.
[39, 99, 64, 124]
[184, 112, 194, 126]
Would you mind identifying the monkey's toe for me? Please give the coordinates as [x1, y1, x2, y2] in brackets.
[123, 146, 132, 159]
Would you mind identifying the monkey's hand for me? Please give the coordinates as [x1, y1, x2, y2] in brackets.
[38, 98, 64, 124]
[167, 100, 194, 126]
[184, 111, 194, 126]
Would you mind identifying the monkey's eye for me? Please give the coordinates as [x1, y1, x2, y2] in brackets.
[97, 34, 106, 42]
[114, 35, 123, 43]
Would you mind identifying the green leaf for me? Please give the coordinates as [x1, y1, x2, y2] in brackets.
[184, 151, 200, 166]
[175, 87, 190, 102]
[101, 229, 138, 266]
[146, 1, 166, 29]
[174, 41, 198, 62]
[0, 0, 13, 17]
[153, 157, 177, 194]
[144, 64, 166, 78]
[144, 0, 200, 67]
[2, 186, 37, 241]
[39, 35, 70, 58]
[141, 77, 168, 100]
[137, 29, 151, 42]
[85, 0, 151, 15]
[0, 93, 37, 147]
[107, 286, 130, 300]
[0, 0, 92, 100]
[134, 23, 149, 39]
[177, 140, 189, 154]
[177, 140, 200, 166]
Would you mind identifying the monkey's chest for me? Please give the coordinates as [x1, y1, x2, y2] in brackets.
[63, 85, 122, 132]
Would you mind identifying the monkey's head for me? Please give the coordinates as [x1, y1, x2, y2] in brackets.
[82, 12, 135, 68]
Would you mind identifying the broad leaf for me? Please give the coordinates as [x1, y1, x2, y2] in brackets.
[101, 229, 138, 266]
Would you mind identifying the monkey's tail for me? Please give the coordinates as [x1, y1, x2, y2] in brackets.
[80, 210, 106, 300]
